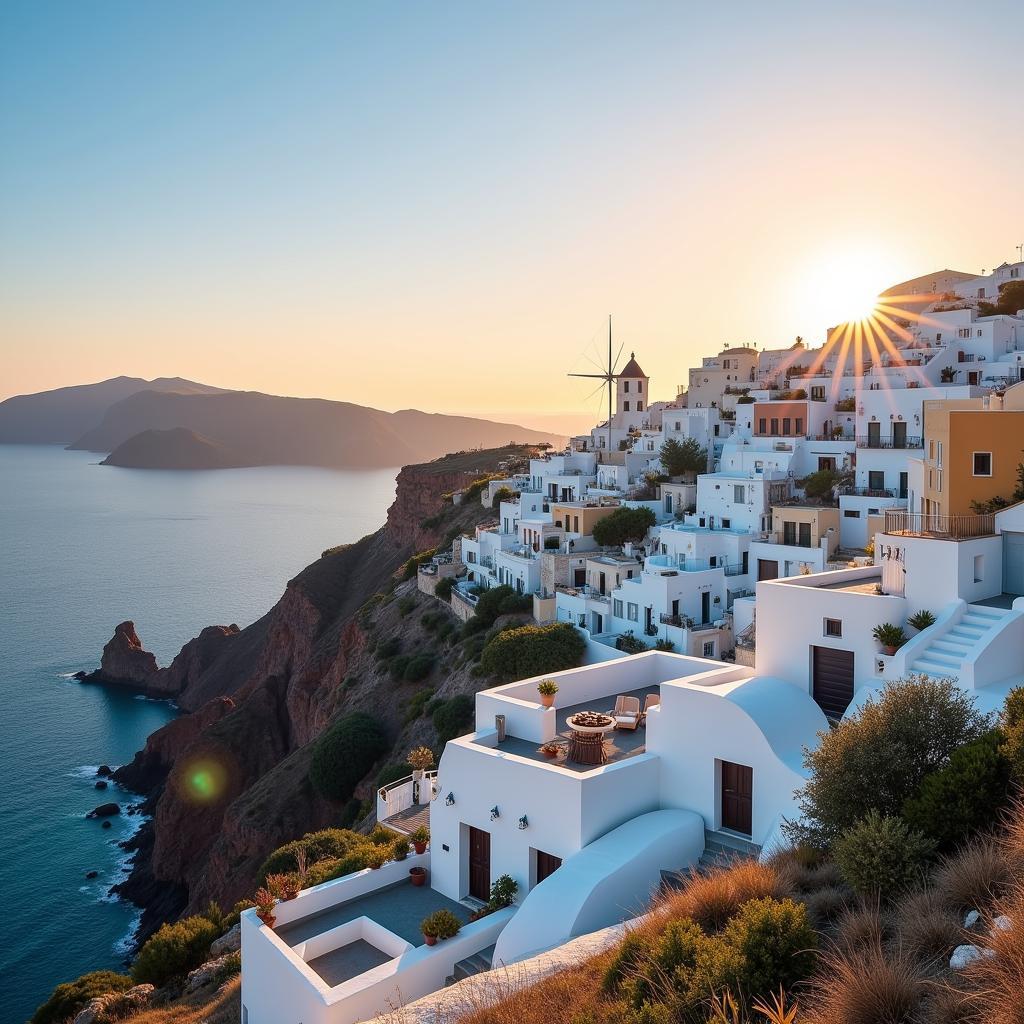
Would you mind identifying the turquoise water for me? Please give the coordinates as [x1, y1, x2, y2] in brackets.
[0, 445, 397, 1022]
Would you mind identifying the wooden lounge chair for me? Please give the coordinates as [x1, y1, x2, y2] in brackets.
[610, 695, 641, 731]
[640, 693, 660, 725]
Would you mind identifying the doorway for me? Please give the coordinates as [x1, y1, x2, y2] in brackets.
[721, 761, 753, 835]
[468, 826, 491, 901]
[812, 646, 855, 719]
[535, 850, 562, 885]
[701, 591, 711, 623]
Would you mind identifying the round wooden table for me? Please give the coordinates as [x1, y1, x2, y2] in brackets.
[566, 713, 614, 765]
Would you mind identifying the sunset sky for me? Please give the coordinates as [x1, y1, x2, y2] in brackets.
[2, 1, 1022, 431]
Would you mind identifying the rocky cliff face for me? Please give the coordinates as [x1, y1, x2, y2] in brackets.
[107, 446, 532, 942]
[86, 621, 161, 690]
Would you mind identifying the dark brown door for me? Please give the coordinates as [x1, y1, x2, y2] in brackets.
[758, 559, 778, 581]
[721, 761, 753, 835]
[536, 850, 562, 884]
[468, 826, 491, 901]
[812, 646, 855, 720]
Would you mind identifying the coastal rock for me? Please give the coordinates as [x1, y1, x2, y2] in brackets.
[102, 820, 112, 829]
[87, 802, 120, 818]
[97, 765, 113, 777]
[155, 623, 243, 712]
[85, 870, 99, 879]
[185, 952, 239, 993]
[210, 922, 241, 956]
[71, 983, 154, 1024]
[95, 780, 108, 790]
[90, 621, 159, 688]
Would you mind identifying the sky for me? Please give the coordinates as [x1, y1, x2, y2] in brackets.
[2, 1, 1022, 432]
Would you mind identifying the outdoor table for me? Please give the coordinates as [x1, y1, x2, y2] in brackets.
[566, 712, 614, 765]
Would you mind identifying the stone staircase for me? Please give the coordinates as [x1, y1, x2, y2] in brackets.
[445, 944, 496, 986]
[660, 829, 762, 891]
[910, 605, 1010, 679]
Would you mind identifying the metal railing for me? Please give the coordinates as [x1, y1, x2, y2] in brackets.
[855, 435, 923, 449]
[883, 510, 996, 539]
[841, 486, 899, 498]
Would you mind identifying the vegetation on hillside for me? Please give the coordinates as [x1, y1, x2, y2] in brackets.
[592, 506, 656, 547]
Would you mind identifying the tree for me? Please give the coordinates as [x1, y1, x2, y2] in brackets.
[979, 279, 1024, 318]
[309, 712, 388, 801]
[659, 436, 707, 478]
[787, 676, 991, 848]
[592, 506, 656, 547]
[472, 584, 532, 626]
[480, 622, 586, 682]
[801, 468, 839, 501]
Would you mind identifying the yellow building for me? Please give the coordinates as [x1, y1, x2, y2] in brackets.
[921, 385, 1024, 516]
[550, 501, 619, 538]
[770, 503, 841, 556]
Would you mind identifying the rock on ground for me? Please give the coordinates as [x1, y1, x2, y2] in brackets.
[71, 983, 154, 1024]
[210, 922, 241, 956]
[185, 952, 239, 993]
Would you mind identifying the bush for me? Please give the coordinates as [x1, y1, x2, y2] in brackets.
[722, 896, 817, 999]
[616, 631, 648, 654]
[801, 468, 839, 500]
[404, 687, 435, 723]
[902, 730, 1011, 850]
[908, 609, 937, 631]
[480, 622, 586, 682]
[421, 908, 461, 939]
[31, 971, 134, 1024]
[376, 637, 402, 660]
[401, 548, 437, 580]
[1000, 687, 1024, 785]
[789, 676, 991, 847]
[472, 584, 533, 626]
[544, 535, 561, 550]
[659, 436, 707, 477]
[435, 576, 454, 601]
[872, 622, 907, 650]
[488, 873, 519, 909]
[403, 654, 435, 682]
[592, 506, 656, 547]
[376, 762, 413, 788]
[389, 654, 412, 680]
[432, 694, 474, 743]
[833, 811, 934, 898]
[131, 914, 221, 987]
[932, 836, 1015, 915]
[491, 485, 517, 507]
[309, 712, 388, 802]
[258, 828, 368, 882]
[397, 594, 417, 616]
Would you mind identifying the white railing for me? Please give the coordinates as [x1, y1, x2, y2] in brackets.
[377, 771, 437, 823]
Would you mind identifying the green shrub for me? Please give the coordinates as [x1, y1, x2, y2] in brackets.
[788, 676, 990, 847]
[722, 897, 818, 999]
[872, 622, 907, 650]
[616, 631, 648, 654]
[376, 762, 413, 788]
[389, 655, 412, 681]
[213, 950, 241, 984]
[654, 639, 676, 652]
[421, 908, 461, 939]
[31, 971, 134, 1024]
[492, 485, 517, 507]
[304, 848, 375, 886]
[801, 468, 839, 501]
[480, 622, 585, 682]
[403, 654, 435, 682]
[401, 548, 437, 580]
[435, 576, 455, 601]
[131, 914, 221, 987]
[258, 828, 368, 881]
[833, 811, 934, 898]
[602, 930, 654, 994]
[592, 506, 656, 547]
[404, 687, 436, 723]
[397, 594, 417, 616]
[309, 712, 388, 802]
[472, 584, 533, 627]
[432, 694, 474, 743]
[908, 609, 937, 631]
[488, 873, 519, 909]
[902, 730, 1011, 850]
[376, 637, 402, 660]
[1000, 687, 1024, 785]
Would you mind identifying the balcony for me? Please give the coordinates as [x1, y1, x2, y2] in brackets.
[883, 510, 996, 540]
[841, 486, 899, 498]
[855, 435, 923, 449]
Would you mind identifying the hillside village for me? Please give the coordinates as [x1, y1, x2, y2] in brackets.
[43, 264, 1024, 1024]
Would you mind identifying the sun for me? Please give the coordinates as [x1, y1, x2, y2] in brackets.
[796, 244, 896, 329]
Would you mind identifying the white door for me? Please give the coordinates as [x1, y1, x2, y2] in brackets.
[1004, 533, 1024, 596]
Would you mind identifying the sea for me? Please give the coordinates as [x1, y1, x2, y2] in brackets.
[0, 444, 398, 1023]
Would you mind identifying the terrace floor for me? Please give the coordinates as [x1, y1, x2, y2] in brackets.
[307, 938, 391, 987]
[384, 804, 431, 835]
[276, 879, 470, 950]
[487, 684, 659, 773]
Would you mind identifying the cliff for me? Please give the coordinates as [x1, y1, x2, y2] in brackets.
[107, 445, 535, 943]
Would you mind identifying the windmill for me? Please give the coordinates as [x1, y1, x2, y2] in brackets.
[569, 315, 623, 460]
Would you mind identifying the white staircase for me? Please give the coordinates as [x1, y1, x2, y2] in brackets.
[911, 605, 1011, 679]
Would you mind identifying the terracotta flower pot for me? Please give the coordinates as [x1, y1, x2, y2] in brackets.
[424, 933, 437, 946]
[410, 867, 427, 886]
[413, 841, 427, 855]
[542, 747, 558, 759]
[539, 693, 555, 708]
[257, 912, 276, 928]
[883, 645, 897, 656]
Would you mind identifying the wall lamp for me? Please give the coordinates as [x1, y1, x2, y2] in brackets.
[518, 815, 529, 830]
[445, 792, 455, 806]
[490, 806, 500, 820]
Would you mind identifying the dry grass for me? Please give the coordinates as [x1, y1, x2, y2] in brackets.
[892, 888, 964, 966]
[830, 905, 888, 955]
[802, 942, 927, 1024]
[957, 882, 1024, 1024]
[657, 860, 784, 933]
[800, 885, 851, 929]
[933, 837, 1014, 916]
[124, 977, 241, 1024]
[998, 796, 1024, 867]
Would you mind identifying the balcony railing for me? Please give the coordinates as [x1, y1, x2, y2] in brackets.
[883, 510, 996, 540]
[842, 486, 899, 498]
[658, 613, 722, 630]
[855, 435, 923, 449]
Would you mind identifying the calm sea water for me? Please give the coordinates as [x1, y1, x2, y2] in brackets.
[0, 445, 398, 1023]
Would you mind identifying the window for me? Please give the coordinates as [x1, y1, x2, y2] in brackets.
[613, 599, 623, 617]
[637, 401, 643, 412]
[811, 386, 824, 401]
[627, 602, 638, 621]
[758, 418, 767, 434]
[929, 440, 935, 460]
[844, 509, 860, 518]
[782, 417, 791, 435]
[974, 554, 984, 584]
[770, 418, 780, 435]
[637, 381, 643, 393]
[623, 380, 630, 392]
[733, 484, 745, 503]
[937, 441, 943, 468]
[958, 328, 971, 339]
[973, 452, 992, 476]
[868, 470, 885, 491]
[799, 522, 811, 547]
[722, 518, 731, 529]
[937, 470, 943, 492]
[703, 640, 716, 657]
[623, 401, 630, 412]
[824, 618, 843, 638]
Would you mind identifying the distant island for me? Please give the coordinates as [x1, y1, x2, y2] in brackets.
[0, 377, 565, 470]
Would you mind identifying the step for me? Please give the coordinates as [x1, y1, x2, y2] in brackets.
[916, 650, 962, 669]
[913, 658, 964, 678]
[967, 605, 1007, 619]
[948, 627, 984, 642]
[452, 945, 495, 982]
[705, 829, 762, 855]
[930, 640, 971, 657]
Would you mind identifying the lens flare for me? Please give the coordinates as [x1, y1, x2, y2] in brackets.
[177, 756, 228, 804]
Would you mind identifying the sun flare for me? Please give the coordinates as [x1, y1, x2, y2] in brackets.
[798, 245, 896, 329]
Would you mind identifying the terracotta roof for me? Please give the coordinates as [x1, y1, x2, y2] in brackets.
[618, 352, 647, 378]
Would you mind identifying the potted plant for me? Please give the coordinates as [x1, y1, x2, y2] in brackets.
[410, 825, 430, 855]
[541, 742, 560, 759]
[908, 609, 936, 632]
[537, 679, 558, 708]
[488, 874, 519, 909]
[421, 908, 461, 945]
[407, 745, 435, 780]
[266, 873, 299, 901]
[254, 887, 277, 928]
[392, 837, 410, 862]
[872, 622, 907, 656]
[365, 846, 390, 870]
[409, 865, 428, 887]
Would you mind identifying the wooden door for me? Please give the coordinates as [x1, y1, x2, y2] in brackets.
[758, 559, 778, 582]
[721, 761, 753, 835]
[536, 850, 562, 885]
[468, 826, 491, 901]
[812, 646, 855, 720]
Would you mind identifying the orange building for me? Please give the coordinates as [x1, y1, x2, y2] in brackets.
[752, 400, 809, 438]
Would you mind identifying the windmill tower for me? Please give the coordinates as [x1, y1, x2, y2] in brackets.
[568, 316, 622, 458]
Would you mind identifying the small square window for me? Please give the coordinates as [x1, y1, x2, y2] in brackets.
[722, 518, 731, 529]
[824, 618, 843, 638]
[844, 510, 860, 518]
[973, 452, 992, 476]
[703, 640, 716, 658]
